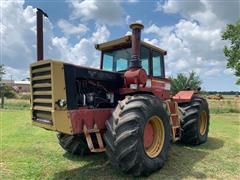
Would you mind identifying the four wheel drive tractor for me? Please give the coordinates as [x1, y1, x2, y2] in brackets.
[30, 9, 210, 176]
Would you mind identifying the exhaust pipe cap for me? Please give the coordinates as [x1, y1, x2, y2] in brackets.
[130, 22, 144, 30]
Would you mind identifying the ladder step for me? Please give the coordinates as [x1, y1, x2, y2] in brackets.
[83, 125, 105, 153]
[87, 129, 100, 133]
[173, 126, 180, 129]
[174, 137, 180, 141]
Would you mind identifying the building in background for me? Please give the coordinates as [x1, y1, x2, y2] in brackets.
[1, 80, 30, 93]
[13, 81, 30, 93]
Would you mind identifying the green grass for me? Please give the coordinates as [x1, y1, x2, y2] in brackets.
[1, 110, 240, 180]
[208, 98, 240, 114]
[1, 99, 30, 110]
[210, 108, 240, 114]
[1, 98, 240, 179]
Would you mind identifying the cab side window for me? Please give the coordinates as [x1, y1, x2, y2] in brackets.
[140, 46, 150, 75]
[103, 54, 113, 71]
[152, 51, 163, 77]
[116, 58, 128, 71]
[102, 48, 131, 72]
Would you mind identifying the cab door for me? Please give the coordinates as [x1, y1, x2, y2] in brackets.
[140, 46, 170, 100]
[140, 46, 165, 78]
[152, 51, 165, 78]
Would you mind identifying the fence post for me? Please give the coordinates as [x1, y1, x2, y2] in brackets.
[1, 94, 4, 109]
[0, 83, 4, 109]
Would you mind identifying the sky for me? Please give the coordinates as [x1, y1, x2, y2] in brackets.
[1, 0, 240, 91]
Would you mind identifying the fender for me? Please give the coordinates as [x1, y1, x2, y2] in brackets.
[172, 90, 196, 103]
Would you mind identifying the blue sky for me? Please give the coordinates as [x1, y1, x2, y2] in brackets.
[1, 0, 240, 91]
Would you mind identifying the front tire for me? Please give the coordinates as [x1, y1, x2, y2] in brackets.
[57, 133, 90, 156]
[104, 94, 171, 176]
[179, 96, 210, 145]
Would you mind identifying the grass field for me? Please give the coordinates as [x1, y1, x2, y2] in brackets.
[1, 97, 240, 179]
[2, 99, 30, 110]
[207, 96, 240, 114]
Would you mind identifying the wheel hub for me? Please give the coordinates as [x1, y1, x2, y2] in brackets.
[144, 122, 154, 148]
[144, 116, 165, 158]
[199, 111, 207, 135]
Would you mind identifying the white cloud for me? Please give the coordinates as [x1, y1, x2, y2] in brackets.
[205, 0, 239, 23]
[224, 68, 235, 75]
[149, 0, 239, 79]
[204, 68, 221, 76]
[125, 15, 143, 27]
[125, 31, 131, 36]
[156, 0, 205, 17]
[52, 24, 110, 68]
[143, 38, 159, 46]
[144, 24, 173, 38]
[2, 0, 238, 91]
[135, 19, 143, 24]
[1, 1, 110, 80]
[58, 19, 88, 36]
[1, 2, 42, 70]
[91, 25, 110, 44]
[3, 66, 29, 80]
[68, 0, 124, 25]
[145, 20, 227, 77]
[156, 0, 239, 24]
[125, 15, 131, 25]
[127, 0, 139, 3]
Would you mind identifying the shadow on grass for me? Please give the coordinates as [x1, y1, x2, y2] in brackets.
[196, 137, 224, 150]
[53, 137, 223, 180]
[53, 153, 126, 180]
[175, 137, 224, 151]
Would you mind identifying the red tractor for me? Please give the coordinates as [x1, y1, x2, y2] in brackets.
[30, 9, 210, 176]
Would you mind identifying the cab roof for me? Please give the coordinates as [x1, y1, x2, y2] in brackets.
[95, 35, 167, 55]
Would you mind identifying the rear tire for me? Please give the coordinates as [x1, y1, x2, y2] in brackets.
[179, 96, 210, 145]
[57, 133, 90, 156]
[104, 94, 171, 176]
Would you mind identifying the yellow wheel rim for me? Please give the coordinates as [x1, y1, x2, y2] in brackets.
[143, 116, 165, 158]
[199, 111, 207, 136]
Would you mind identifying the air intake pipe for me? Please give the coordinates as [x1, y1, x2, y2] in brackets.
[124, 23, 147, 88]
[36, 8, 48, 61]
[129, 22, 144, 68]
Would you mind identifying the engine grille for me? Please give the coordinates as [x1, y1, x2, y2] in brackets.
[31, 62, 53, 125]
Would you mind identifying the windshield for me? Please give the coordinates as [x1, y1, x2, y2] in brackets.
[102, 46, 150, 75]
[102, 48, 131, 72]
[101, 45, 165, 77]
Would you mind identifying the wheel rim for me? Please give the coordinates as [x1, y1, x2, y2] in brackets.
[199, 111, 207, 135]
[144, 116, 165, 158]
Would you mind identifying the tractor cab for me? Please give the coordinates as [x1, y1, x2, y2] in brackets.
[95, 36, 167, 78]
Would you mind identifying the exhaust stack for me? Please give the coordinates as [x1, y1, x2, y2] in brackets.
[36, 8, 48, 61]
[129, 22, 144, 68]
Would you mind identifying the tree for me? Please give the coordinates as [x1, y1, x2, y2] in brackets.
[0, 64, 5, 81]
[170, 71, 202, 95]
[0, 65, 5, 108]
[2, 86, 17, 98]
[222, 21, 240, 85]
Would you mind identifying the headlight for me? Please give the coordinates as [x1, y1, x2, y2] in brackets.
[58, 99, 66, 107]
[130, 84, 138, 90]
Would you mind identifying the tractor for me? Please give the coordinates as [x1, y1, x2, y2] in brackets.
[30, 9, 210, 176]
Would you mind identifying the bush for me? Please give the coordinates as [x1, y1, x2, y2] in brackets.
[3, 99, 30, 110]
[2, 86, 17, 98]
[170, 71, 202, 95]
[18, 93, 31, 100]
